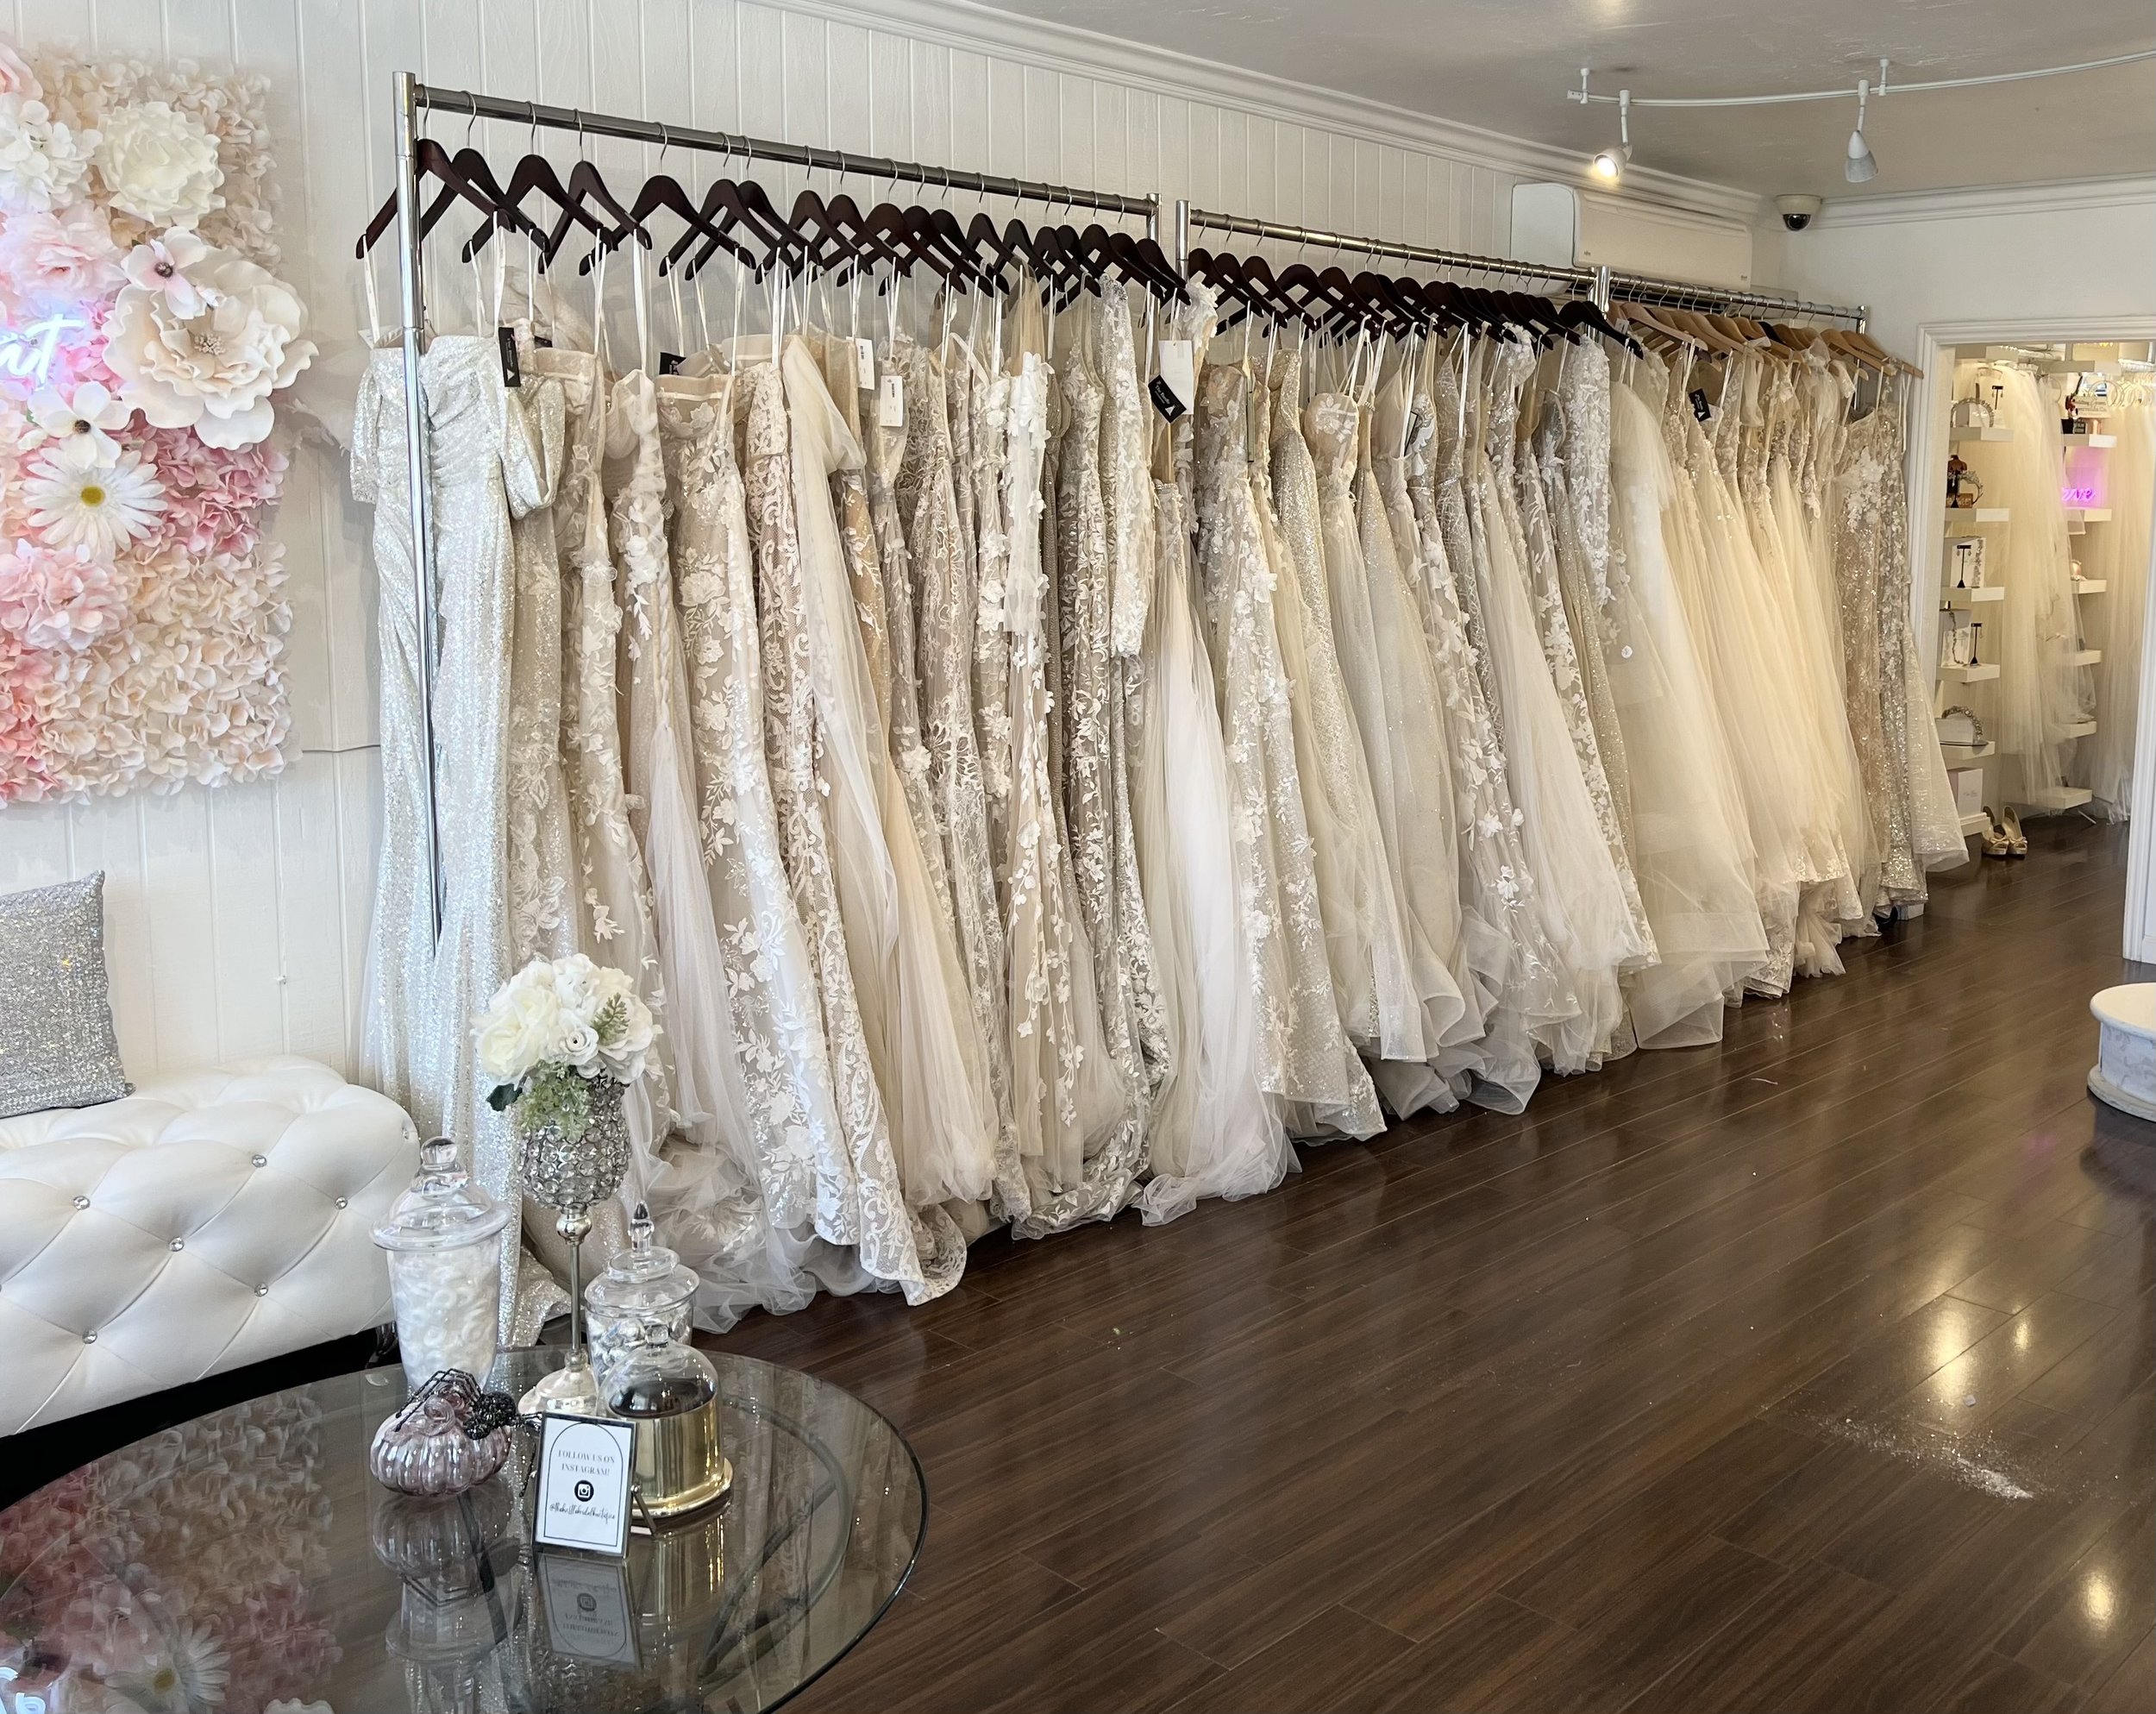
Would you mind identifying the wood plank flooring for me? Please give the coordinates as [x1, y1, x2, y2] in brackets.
[709, 817, 2156, 1714]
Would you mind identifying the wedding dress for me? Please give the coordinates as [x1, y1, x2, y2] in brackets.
[1460, 337, 1645, 1068]
[1193, 350, 1383, 1136]
[1044, 318, 1154, 1215]
[777, 335, 1000, 1263]
[1960, 365, 2093, 808]
[1661, 352, 1812, 994]
[894, 340, 1019, 1208]
[499, 349, 578, 964]
[354, 334, 549, 1337]
[1403, 373, 1570, 1110]
[1000, 342, 1131, 1229]
[658, 367, 918, 1315]
[1504, 351, 1652, 968]
[1266, 348, 1413, 1063]
[1604, 374, 1771, 1041]
[1135, 466, 1295, 1221]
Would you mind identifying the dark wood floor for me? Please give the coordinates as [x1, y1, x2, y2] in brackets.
[711, 816, 2156, 1714]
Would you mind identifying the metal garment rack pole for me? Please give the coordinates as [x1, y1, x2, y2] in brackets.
[1176, 199, 1868, 328]
[387, 72, 1159, 938]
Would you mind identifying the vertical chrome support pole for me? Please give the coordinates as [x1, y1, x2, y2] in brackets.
[392, 70, 444, 941]
[1592, 263, 1612, 313]
[1173, 198, 1190, 273]
[1144, 194, 1159, 243]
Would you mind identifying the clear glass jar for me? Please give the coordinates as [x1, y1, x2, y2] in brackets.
[584, 1202, 699, 1389]
[373, 1136, 511, 1392]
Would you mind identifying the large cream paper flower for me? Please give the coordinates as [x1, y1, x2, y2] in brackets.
[102, 241, 314, 449]
[95, 98, 225, 226]
[0, 93, 95, 211]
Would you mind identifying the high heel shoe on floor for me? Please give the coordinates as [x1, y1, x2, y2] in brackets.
[1981, 808, 2013, 859]
[2002, 806, 2029, 857]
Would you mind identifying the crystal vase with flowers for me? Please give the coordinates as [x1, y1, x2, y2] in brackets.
[474, 954, 656, 1418]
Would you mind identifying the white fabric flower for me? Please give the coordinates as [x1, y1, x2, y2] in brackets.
[475, 977, 563, 1082]
[30, 380, 130, 461]
[95, 99, 225, 226]
[0, 94, 96, 211]
[555, 1020, 602, 1070]
[23, 441, 165, 554]
[121, 229, 210, 317]
[102, 242, 314, 449]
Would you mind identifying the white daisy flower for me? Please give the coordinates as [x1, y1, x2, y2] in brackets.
[23, 442, 166, 555]
[30, 380, 131, 461]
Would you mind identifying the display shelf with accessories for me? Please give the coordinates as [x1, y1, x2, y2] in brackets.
[2025, 786, 2096, 811]
[2062, 719, 2099, 739]
[1940, 662, 2002, 682]
[2075, 580, 2109, 594]
[1946, 509, 2011, 526]
[1941, 587, 2005, 607]
[2067, 649, 2103, 667]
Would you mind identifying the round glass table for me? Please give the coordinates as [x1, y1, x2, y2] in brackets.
[0, 1347, 923, 1713]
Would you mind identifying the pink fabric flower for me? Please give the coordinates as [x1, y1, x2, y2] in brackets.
[118, 227, 207, 317]
[0, 538, 128, 651]
[139, 422, 285, 558]
[0, 41, 42, 104]
[0, 200, 123, 305]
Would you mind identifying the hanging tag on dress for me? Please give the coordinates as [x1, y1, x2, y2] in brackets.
[658, 351, 684, 376]
[498, 325, 523, 388]
[1156, 337, 1196, 412]
[1689, 386, 1713, 423]
[1148, 374, 1188, 422]
[878, 372, 906, 428]
[855, 336, 877, 391]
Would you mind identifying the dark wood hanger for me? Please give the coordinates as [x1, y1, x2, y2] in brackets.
[355, 137, 547, 259]
[1556, 297, 1645, 356]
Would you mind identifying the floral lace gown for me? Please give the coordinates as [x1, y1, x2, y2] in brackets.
[999, 344, 1128, 1224]
[657, 367, 924, 1315]
[1403, 372, 1573, 1109]
[1459, 336, 1646, 1069]
[1267, 353, 1419, 1067]
[1193, 352, 1382, 1137]
[735, 351, 961, 1303]
[778, 336, 1001, 1265]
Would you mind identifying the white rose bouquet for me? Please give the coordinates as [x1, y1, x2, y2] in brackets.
[474, 954, 655, 1141]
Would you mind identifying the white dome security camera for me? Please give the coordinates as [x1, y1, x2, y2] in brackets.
[1775, 193, 1824, 232]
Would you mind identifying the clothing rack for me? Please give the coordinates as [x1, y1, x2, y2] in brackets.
[384, 70, 1864, 932]
[386, 72, 1161, 935]
[1173, 200, 1869, 328]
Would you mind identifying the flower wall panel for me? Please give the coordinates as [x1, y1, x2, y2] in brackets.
[0, 0, 1540, 1080]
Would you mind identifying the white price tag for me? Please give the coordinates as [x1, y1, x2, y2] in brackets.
[1156, 338, 1196, 411]
[532, 1412, 636, 1557]
[878, 372, 906, 428]
[854, 336, 877, 391]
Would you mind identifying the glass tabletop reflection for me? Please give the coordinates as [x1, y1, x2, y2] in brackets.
[0, 1347, 924, 1713]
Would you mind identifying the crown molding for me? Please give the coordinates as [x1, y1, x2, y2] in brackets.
[764, 0, 1762, 224]
[1820, 173, 2156, 228]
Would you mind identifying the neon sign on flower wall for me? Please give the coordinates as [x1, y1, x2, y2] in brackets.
[0, 307, 85, 384]
[0, 36, 314, 805]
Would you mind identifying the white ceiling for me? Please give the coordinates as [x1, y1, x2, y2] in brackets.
[981, 0, 2156, 199]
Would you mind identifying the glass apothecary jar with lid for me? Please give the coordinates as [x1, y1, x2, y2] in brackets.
[373, 1136, 511, 1391]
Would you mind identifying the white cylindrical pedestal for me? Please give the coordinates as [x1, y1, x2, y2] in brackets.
[2089, 983, 2156, 1121]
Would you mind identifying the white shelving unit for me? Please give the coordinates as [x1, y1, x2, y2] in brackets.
[1940, 662, 2002, 683]
[1942, 586, 2005, 608]
[1958, 809, 1995, 838]
[1950, 426, 2015, 444]
[1946, 508, 2011, 526]
[1941, 741, 1999, 762]
[2026, 786, 2096, 812]
[2062, 719, 2099, 739]
[2068, 649, 2103, 667]
[2076, 580, 2109, 595]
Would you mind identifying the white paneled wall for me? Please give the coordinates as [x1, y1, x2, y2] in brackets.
[0, 0, 1730, 1081]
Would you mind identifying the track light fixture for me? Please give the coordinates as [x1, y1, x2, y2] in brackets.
[1844, 77, 1878, 183]
[1589, 87, 1632, 182]
[1569, 49, 2156, 188]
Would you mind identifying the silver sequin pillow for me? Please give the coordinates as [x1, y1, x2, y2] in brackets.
[0, 872, 131, 1119]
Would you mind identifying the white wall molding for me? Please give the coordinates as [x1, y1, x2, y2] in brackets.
[773, 0, 1762, 224]
[1821, 173, 2156, 229]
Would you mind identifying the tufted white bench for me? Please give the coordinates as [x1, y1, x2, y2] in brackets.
[0, 1056, 419, 1434]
